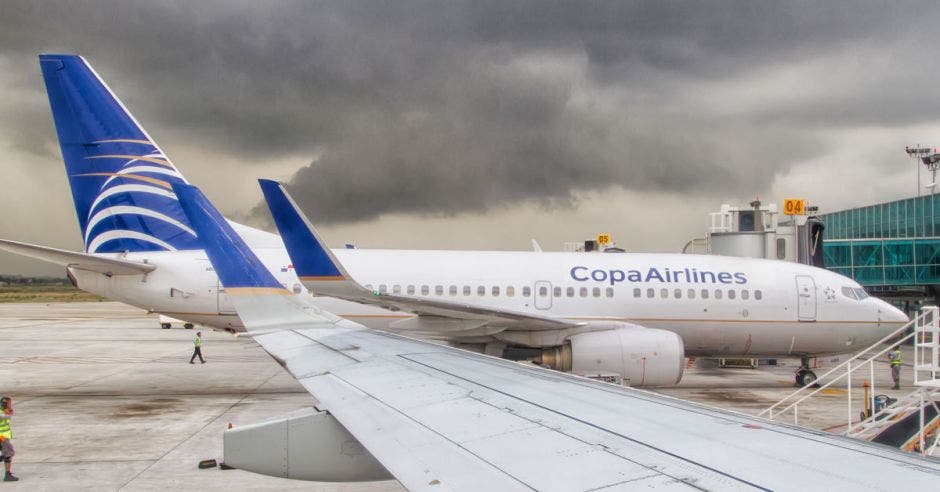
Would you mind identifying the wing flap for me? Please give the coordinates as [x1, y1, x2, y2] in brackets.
[0, 238, 155, 275]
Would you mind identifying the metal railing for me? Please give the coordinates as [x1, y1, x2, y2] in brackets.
[760, 306, 940, 455]
[759, 308, 931, 426]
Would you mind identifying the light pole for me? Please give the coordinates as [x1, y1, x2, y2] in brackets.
[906, 146, 932, 196]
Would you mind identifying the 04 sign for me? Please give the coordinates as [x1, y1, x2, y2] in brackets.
[783, 199, 806, 216]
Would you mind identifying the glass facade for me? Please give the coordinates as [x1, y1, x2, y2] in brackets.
[821, 195, 940, 286]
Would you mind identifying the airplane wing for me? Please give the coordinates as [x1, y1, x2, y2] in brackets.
[173, 181, 940, 490]
[0, 238, 156, 276]
[257, 179, 579, 331]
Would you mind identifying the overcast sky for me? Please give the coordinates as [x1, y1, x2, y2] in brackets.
[2, 1, 939, 276]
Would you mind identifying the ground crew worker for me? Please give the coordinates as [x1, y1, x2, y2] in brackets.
[0, 396, 18, 482]
[190, 331, 205, 364]
[888, 346, 902, 389]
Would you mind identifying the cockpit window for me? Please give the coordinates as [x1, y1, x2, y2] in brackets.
[841, 286, 858, 300]
[854, 288, 869, 300]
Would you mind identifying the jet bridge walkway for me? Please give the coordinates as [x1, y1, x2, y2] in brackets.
[761, 306, 940, 455]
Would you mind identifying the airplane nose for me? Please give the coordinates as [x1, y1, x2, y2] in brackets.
[876, 299, 909, 324]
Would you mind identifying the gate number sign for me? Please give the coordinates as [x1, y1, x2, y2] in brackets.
[783, 199, 806, 216]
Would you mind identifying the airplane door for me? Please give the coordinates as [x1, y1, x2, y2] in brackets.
[534, 281, 553, 310]
[796, 275, 816, 321]
[217, 280, 236, 315]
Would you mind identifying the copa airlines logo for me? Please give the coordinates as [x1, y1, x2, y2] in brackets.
[570, 266, 748, 286]
[78, 140, 198, 253]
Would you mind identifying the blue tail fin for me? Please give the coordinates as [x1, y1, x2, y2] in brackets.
[172, 183, 285, 292]
[258, 179, 349, 281]
[39, 54, 199, 253]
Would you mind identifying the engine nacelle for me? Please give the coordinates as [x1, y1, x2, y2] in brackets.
[540, 324, 685, 386]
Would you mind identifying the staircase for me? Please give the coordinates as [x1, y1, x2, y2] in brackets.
[760, 306, 940, 455]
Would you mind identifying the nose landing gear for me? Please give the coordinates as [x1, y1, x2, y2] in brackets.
[795, 357, 818, 387]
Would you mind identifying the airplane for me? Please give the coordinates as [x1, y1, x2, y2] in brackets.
[171, 179, 940, 489]
[0, 54, 908, 387]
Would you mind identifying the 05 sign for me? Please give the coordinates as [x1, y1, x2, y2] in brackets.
[783, 199, 806, 216]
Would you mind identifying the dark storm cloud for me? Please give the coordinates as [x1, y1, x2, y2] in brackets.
[1, 1, 938, 223]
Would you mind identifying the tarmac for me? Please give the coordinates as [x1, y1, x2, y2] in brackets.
[0, 302, 920, 491]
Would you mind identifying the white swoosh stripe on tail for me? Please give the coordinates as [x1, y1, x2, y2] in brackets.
[86, 230, 178, 253]
[87, 184, 177, 216]
[84, 205, 196, 246]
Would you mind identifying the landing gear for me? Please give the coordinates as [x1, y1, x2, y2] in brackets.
[184, 323, 194, 330]
[795, 356, 818, 387]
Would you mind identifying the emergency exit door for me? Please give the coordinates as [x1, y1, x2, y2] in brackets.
[795, 275, 816, 321]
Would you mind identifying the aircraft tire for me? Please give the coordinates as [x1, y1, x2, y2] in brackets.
[796, 370, 817, 387]
[184, 323, 194, 329]
[160, 323, 171, 329]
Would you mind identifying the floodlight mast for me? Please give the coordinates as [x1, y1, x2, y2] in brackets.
[906, 145, 933, 196]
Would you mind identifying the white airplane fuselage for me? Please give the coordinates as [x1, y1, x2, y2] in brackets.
[71, 233, 907, 358]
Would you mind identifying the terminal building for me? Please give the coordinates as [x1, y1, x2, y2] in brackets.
[818, 194, 940, 306]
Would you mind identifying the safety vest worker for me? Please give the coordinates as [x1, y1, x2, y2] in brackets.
[890, 349, 902, 366]
[0, 411, 10, 441]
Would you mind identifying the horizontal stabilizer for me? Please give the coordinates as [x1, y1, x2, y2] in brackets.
[0, 238, 155, 276]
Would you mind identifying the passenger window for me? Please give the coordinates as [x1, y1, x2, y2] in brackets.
[605, 287, 614, 298]
[523, 286, 532, 297]
[435, 285, 443, 296]
[582, 287, 589, 298]
[674, 288, 682, 299]
[566, 287, 575, 297]
[392, 285, 401, 294]
[463, 285, 471, 296]
[647, 288, 655, 298]
[660, 288, 668, 299]
[728, 289, 736, 300]
[421, 285, 429, 295]
[554, 287, 562, 297]
[407, 285, 415, 295]
[633, 288, 641, 298]
[688, 289, 696, 299]
[714, 289, 723, 300]
[379, 284, 388, 293]
[701, 289, 709, 299]
[755, 290, 762, 300]
[449, 285, 457, 296]
[741, 290, 749, 300]
[478, 285, 486, 296]
[592, 287, 601, 297]
[539, 286, 548, 297]
[492, 286, 500, 297]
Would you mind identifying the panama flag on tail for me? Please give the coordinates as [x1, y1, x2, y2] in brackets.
[40, 54, 199, 253]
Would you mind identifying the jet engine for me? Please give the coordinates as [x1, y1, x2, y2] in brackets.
[538, 324, 685, 386]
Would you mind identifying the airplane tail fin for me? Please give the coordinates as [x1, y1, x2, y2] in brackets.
[39, 54, 199, 253]
[172, 182, 343, 330]
[257, 179, 367, 298]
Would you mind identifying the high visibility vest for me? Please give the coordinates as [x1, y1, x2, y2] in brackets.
[0, 412, 11, 440]
[890, 350, 902, 366]
[194, 337, 201, 348]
